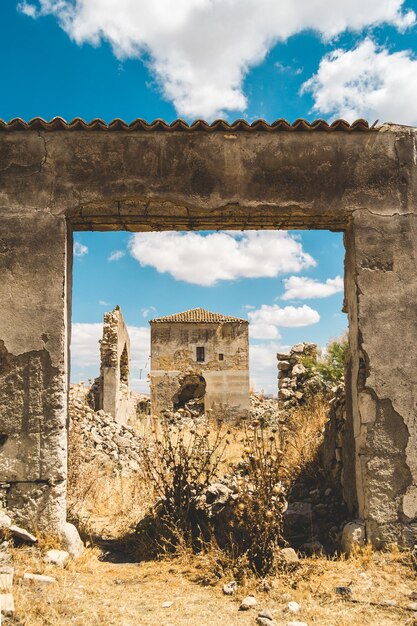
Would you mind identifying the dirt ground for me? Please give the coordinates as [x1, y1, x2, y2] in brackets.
[5, 545, 417, 626]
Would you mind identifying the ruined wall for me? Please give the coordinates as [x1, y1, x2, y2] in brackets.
[277, 343, 319, 409]
[150, 321, 249, 419]
[345, 211, 417, 546]
[97, 306, 132, 426]
[0, 215, 69, 531]
[1, 121, 417, 543]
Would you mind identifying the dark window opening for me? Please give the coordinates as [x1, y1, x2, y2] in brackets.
[219, 353, 224, 361]
[196, 346, 205, 362]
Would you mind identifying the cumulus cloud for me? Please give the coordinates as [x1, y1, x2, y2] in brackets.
[302, 38, 417, 124]
[248, 304, 320, 339]
[129, 231, 315, 286]
[108, 250, 125, 262]
[282, 275, 344, 300]
[73, 241, 88, 257]
[71, 323, 151, 393]
[250, 342, 287, 395]
[18, 1, 414, 118]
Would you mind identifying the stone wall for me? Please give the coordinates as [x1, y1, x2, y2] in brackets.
[1, 122, 417, 544]
[277, 343, 321, 410]
[94, 306, 132, 426]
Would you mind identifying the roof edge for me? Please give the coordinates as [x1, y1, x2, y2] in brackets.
[0, 117, 375, 132]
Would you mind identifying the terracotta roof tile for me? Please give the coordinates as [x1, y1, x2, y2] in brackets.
[0, 117, 374, 132]
[150, 308, 248, 324]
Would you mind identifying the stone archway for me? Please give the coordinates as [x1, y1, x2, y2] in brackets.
[0, 118, 416, 546]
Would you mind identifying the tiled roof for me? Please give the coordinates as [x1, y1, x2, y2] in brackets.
[0, 117, 375, 132]
[150, 308, 248, 324]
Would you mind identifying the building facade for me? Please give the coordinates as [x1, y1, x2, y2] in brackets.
[149, 308, 249, 419]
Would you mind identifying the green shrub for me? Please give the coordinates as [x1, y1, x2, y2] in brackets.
[303, 334, 348, 391]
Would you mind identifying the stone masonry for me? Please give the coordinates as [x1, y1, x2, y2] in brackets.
[0, 118, 416, 547]
[92, 305, 132, 426]
[277, 342, 319, 409]
[150, 308, 250, 420]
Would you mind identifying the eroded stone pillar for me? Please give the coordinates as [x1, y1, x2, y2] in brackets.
[0, 214, 70, 532]
[345, 211, 417, 546]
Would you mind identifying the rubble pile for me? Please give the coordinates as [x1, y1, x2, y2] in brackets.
[277, 342, 323, 409]
[250, 393, 282, 425]
[69, 386, 142, 472]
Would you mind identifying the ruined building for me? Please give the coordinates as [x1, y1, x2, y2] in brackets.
[1, 118, 417, 547]
[149, 308, 250, 419]
[91, 305, 132, 425]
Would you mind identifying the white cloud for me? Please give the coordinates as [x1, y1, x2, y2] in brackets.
[73, 241, 88, 257]
[108, 250, 125, 262]
[248, 304, 320, 339]
[129, 231, 315, 286]
[250, 341, 292, 395]
[282, 275, 344, 300]
[18, 1, 414, 119]
[142, 306, 157, 319]
[302, 38, 417, 124]
[99, 300, 110, 306]
[71, 323, 151, 393]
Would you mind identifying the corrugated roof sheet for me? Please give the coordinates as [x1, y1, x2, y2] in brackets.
[0, 117, 374, 132]
[150, 308, 248, 324]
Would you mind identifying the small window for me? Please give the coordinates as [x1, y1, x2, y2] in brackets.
[219, 353, 224, 361]
[196, 346, 205, 362]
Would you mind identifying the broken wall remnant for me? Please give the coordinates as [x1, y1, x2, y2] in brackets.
[0, 118, 416, 547]
[149, 308, 249, 420]
[95, 306, 132, 426]
[277, 343, 321, 409]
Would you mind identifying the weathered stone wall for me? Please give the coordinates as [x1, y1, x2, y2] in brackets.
[96, 306, 132, 426]
[277, 343, 319, 409]
[0, 215, 69, 531]
[150, 321, 249, 419]
[0, 121, 416, 544]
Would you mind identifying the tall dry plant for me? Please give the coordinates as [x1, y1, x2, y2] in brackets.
[139, 418, 229, 551]
[229, 422, 289, 575]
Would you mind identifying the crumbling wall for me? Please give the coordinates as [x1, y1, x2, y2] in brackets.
[96, 306, 132, 426]
[277, 343, 321, 410]
[150, 321, 250, 420]
[1, 122, 417, 544]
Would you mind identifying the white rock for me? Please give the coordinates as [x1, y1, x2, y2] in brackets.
[162, 601, 173, 608]
[45, 549, 69, 567]
[23, 573, 56, 584]
[0, 512, 11, 531]
[0, 592, 14, 615]
[286, 622, 308, 626]
[239, 595, 257, 610]
[9, 525, 37, 543]
[222, 581, 238, 595]
[0, 567, 13, 592]
[280, 548, 299, 564]
[291, 344, 305, 353]
[341, 520, 366, 554]
[61, 522, 84, 558]
[287, 601, 300, 613]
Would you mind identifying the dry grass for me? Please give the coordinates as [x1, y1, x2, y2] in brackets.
[5, 543, 416, 625]
[10, 394, 407, 624]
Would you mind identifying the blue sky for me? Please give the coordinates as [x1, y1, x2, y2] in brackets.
[2, 1, 417, 393]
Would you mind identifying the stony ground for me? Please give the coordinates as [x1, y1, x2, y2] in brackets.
[2, 387, 416, 625]
[4, 543, 417, 625]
